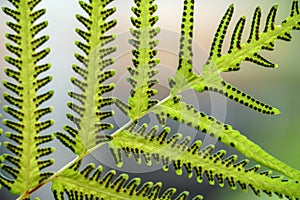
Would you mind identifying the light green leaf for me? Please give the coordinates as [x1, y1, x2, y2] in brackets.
[169, 0, 198, 94]
[194, 62, 280, 115]
[110, 123, 300, 199]
[51, 160, 202, 200]
[1, 0, 54, 195]
[152, 98, 300, 180]
[127, 0, 160, 120]
[55, 0, 116, 154]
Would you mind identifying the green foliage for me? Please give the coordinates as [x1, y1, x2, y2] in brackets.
[127, 0, 160, 119]
[0, 0, 300, 199]
[153, 95, 300, 180]
[0, 0, 54, 195]
[110, 123, 300, 199]
[55, 0, 116, 154]
[52, 160, 203, 200]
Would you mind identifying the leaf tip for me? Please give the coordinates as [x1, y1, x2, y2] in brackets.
[49, 90, 54, 96]
[116, 162, 123, 168]
[0, 155, 4, 163]
[50, 147, 56, 153]
[3, 141, 9, 148]
[51, 119, 55, 125]
[3, 106, 9, 112]
[257, 5, 262, 10]
[273, 107, 281, 115]
[2, 119, 8, 125]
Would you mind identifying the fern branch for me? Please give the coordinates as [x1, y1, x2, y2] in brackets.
[112, 1, 300, 183]
[152, 97, 300, 181]
[194, 62, 281, 115]
[0, 0, 54, 195]
[169, 0, 198, 94]
[127, 0, 160, 120]
[210, 2, 300, 72]
[167, 1, 300, 116]
[55, 0, 116, 154]
[113, 0, 300, 181]
[16, 121, 133, 200]
[189, 1, 300, 113]
[109, 123, 300, 199]
[51, 160, 203, 200]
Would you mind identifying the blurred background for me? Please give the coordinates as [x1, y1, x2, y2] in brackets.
[0, 0, 299, 199]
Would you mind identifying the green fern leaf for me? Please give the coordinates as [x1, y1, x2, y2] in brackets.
[188, 1, 300, 115]
[51, 160, 203, 200]
[204, 80, 280, 115]
[55, 0, 116, 154]
[169, 0, 198, 94]
[0, 0, 54, 195]
[109, 123, 300, 199]
[169, 2, 300, 115]
[152, 97, 300, 180]
[1, 0, 299, 199]
[170, 1, 300, 116]
[113, 0, 300, 182]
[207, 2, 300, 71]
[127, 0, 160, 120]
[196, 63, 281, 115]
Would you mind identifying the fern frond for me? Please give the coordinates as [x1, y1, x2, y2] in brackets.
[169, 0, 198, 94]
[127, 0, 160, 119]
[203, 80, 280, 115]
[109, 123, 300, 199]
[175, 2, 300, 115]
[195, 63, 280, 115]
[51, 160, 203, 200]
[152, 97, 300, 180]
[0, 0, 298, 199]
[207, 2, 300, 71]
[169, 1, 292, 114]
[114, 0, 300, 183]
[55, 0, 116, 154]
[1, 0, 54, 195]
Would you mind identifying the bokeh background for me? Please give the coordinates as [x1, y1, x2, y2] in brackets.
[0, 0, 300, 199]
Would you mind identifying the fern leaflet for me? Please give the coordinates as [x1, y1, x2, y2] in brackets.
[127, 0, 160, 120]
[210, 2, 299, 72]
[52, 160, 203, 200]
[152, 96, 300, 181]
[169, 0, 198, 94]
[109, 123, 300, 199]
[0, 0, 54, 195]
[55, 0, 116, 154]
[190, 1, 300, 114]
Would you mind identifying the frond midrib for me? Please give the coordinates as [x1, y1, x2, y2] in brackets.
[18, 0, 39, 191]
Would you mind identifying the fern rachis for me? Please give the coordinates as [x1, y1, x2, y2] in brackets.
[0, 0, 300, 199]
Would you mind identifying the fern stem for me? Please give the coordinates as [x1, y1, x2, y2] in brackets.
[17, 120, 132, 200]
[17, 155, 83, 200]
